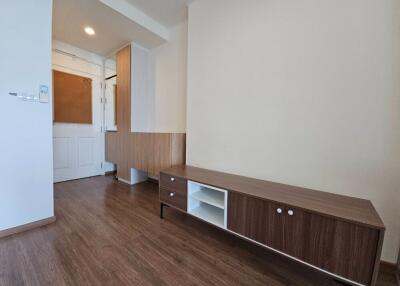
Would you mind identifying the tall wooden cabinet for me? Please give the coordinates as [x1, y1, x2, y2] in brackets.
[104, 45, 186, 181]
[159, 165, 385, 286]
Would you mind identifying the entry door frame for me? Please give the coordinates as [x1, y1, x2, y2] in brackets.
[52, 63, 105, 183]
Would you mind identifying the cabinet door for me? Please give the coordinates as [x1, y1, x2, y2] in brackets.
[282, 207, 309, 260]
[303, 214, 380, 285]
[228, 192, 284, 252]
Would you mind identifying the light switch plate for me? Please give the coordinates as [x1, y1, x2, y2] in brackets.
[39, 85, 49, 103]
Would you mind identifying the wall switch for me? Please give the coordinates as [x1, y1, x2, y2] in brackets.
[39, 85, 49, 103]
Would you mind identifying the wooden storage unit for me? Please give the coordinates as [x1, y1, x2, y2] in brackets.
[104, 45, 186, 181]
[159, 165, 385, 286]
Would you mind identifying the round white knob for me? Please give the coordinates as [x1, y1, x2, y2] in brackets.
[170, 177, 175, 182]
[288, 210, 294, 216]
[276, 208, 283, 214]
[169, 192, 175, 197]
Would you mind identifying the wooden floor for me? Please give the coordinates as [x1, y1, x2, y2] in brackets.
[0, 176, 397, 286]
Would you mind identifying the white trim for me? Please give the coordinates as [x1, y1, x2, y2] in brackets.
[52, 49, 104, 68]
[52, 64, 102, 78]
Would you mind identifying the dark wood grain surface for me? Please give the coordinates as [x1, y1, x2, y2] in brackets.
[0, 176, 394, 286]
[162, 165, 385, 230]
[160, 173, 187, 193]
[228, 192, 286, 252]
[159, 187, 187, 211]
[227, 192, 380, 285]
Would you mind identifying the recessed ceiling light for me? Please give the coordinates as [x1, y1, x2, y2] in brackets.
[84, 26, 95, 36]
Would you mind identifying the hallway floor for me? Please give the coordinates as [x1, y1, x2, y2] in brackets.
[0, 176, 396, 286]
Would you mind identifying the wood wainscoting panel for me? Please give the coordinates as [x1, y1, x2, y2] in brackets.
[148, 133, 171, 175]
[129, 133, 186, 176]
[130, 133, 151, 172]
[171, 133, 186, 166]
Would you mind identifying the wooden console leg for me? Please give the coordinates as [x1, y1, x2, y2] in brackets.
[160, 203, 164, 219]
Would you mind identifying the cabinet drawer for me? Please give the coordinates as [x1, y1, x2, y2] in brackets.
[160, 173, 187, 192]
[160, 187, 187, 211]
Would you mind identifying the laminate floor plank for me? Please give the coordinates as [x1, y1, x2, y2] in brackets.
[0, 176, 396, 286]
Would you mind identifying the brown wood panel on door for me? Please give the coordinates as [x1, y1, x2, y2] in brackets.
[53, 70, 92, 124]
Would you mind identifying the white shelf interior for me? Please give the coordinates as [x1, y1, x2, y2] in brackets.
[187, 181, 228, 229]
[191, 188, 225, 209]
[190, 203, 225, 228]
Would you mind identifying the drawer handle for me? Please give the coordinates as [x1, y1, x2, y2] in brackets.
[276, 208, 283, 214]
[170, 177, 175, 182]
[169, 192, 175, 197]
[288, 210, 294, 216]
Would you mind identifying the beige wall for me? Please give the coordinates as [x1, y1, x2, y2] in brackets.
[131, 22, 188, 133]
[187, 0, 400, 262]
[152, 22, 187, 133]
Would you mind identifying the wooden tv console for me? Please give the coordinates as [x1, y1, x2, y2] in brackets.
[159, 165, 385, 286]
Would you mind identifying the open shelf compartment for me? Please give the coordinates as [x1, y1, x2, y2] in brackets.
[187, 181, 228, 229]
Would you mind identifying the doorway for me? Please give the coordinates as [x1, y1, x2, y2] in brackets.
[52, 45, 105, 183]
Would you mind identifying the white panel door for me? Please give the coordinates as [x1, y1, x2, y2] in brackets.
[53, 75, 104, 183]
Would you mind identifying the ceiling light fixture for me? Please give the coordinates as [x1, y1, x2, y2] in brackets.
[84, 26, 95, 36]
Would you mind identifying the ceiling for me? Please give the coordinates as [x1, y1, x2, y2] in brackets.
[124, 0, 195, 28]
[52, 0, 193, 56]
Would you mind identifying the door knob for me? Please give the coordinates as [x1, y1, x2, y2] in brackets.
[170, 177, 175, 182]
[288, 210, 294, 216]
[169, 192, 175, 197]
[276, 208, 283, 214]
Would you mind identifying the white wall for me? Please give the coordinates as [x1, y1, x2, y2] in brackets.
[131, 22, 188, 133]
[0, 0, 54, 230]
[187, 0, 400, 263]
